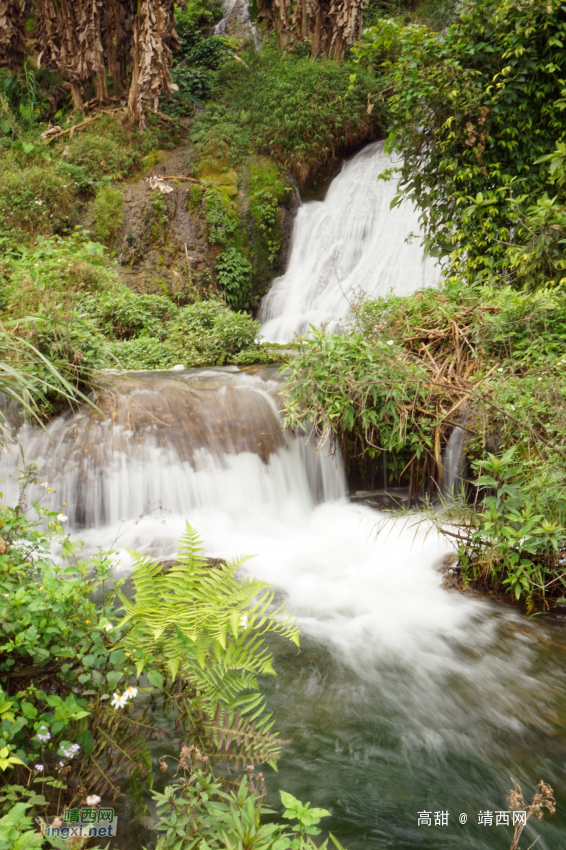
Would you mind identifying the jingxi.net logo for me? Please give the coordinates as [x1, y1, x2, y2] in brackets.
[36, 806, 118, 839]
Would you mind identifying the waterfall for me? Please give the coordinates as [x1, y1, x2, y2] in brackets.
[0, 367, 345, 557]
[442, 412, 469, 501]
[260, 141, 441, 343]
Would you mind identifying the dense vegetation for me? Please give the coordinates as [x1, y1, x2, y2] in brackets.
[354, 0, 566, 288]
[0, 474, 349, 848]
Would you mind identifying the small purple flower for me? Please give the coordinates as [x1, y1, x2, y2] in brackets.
[35, 764, 44, 772]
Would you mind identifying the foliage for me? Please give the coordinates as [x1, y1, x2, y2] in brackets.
[64, 134, 144, 184]
[190, 103, 252, 167]
[0, 321, 92, 435]
[92, 186, 124, 246]
[216, 247, 253, 311]
[169, 65, 212, 110]
[0, 481, 160, 810]
[284, 286, 566, 604]
[121, 524, 298, 765]
[353, 0, 566, 288]
[0, 228, 272, 377]
[175, 0, 225, 51]
[0, 486, 301, 829]
[0, 167, 78, 239]
[452, 449, 566, 605]
[0, 802, 43, 850]
[212, 49, 382, 185]
[0, 230, 117, 316]
[151, 770, 345, 850]
[205, 186, 238, 245]
[81, 290, 176, 340]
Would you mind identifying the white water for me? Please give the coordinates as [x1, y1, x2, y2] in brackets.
[260, 141, 441, 343]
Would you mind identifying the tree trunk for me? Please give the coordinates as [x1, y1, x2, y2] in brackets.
[70, 81, 84, 109]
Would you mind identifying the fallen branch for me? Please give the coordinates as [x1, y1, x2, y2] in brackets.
[159, 175, 202, 184]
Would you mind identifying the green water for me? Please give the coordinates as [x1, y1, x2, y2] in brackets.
[259, 619, 566, 849]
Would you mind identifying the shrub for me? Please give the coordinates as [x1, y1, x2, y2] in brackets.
[106, 335, 185, 369]
[176, 0, 225, 50]
[0, 492, 297, 819]
[216, 247, 253, 311]
[92, 185, 124, 246]
[354, 0, 566, 287]
[2, 231, 118, 317]
[0, 168, 78, 238]
[81, 290, 177, 339]
[185, 36, 232, 69]
[170, 65, 212, 107]
[65, 134, 142, 182]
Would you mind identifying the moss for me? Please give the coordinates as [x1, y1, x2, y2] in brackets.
[248, 156, 291, 206]
[196, 159, 239, 197]
[92, 185, 124, 246]
[187, 183, 205, 214]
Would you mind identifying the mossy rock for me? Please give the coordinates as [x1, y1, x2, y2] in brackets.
[248, 155, 291, 205]
[187, 183, 205, 214]
[195, 159, 238, 197]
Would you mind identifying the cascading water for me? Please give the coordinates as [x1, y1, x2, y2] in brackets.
[3, 145, 566, 848]
[259, 141, 441, 343]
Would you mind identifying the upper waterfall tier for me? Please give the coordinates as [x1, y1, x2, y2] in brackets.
[259, 141, 441, 343]
[0, 368, 346, 531]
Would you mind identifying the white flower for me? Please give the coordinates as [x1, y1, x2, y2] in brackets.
[58, 761, 65, 769]
[111, 692, 128, 709]
[102, 623, 112, 632]
[60, 743, 81, 759]
[35, 764, 44, 772]
[86, 795, 101, 806]
[386, 340, 394, 346]
[537, 377, 542, 381]
[497, 368, 504, 373]
[126, 686, 138, 698]
[40, 482, 48, 488]
[37, 725, 51, 743]
[57, 513, 68, 522]
[240, 614, 249, 628]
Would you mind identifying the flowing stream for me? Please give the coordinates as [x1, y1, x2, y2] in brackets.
[2, 144, 566, 848]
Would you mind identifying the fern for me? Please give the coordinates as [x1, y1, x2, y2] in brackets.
[118, 523, 299, 765]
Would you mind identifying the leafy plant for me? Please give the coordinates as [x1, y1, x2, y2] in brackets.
[213, 49, 382, 186]
[205, 186, 238, 245]
[216, 247, 253, 311]
[120, 523, 299, 765]
[151, 769, 346, 850]
[0, 167, 78, 239]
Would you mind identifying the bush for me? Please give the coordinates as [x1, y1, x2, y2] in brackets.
[204, 186, 238, 244]
[81, 290, 177, 339]
[176, 0, 225, 50]
[1, 231, 118, 317]
[92, 185, 124, 246]
[216, 247, 253, 311]
[190, 103, 252, 166]
[65, 134, 142, 182]
[170, 65, 212, 107]
[0, 167, 78, 238]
